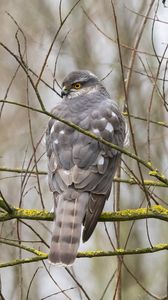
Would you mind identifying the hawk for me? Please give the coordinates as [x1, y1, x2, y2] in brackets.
[46, 70, 126, 265]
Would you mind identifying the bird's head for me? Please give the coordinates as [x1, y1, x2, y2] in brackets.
[61, 70, 101, 98]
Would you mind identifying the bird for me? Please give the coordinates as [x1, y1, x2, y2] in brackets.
[46, 70, 126, 266]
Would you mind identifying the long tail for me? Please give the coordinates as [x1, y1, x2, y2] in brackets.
[48, 189, 89, 266]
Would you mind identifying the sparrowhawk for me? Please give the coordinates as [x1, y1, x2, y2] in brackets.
[46, 70, 126, 265]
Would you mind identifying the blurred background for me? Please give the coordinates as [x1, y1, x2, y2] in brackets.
[0, 0, 168, 299]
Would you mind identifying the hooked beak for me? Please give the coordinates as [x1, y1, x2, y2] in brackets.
[61, 86, 69, 98]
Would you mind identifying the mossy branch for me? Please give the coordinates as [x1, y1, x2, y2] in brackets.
[78, 243, 168, 258]
[0, 238, 168, 268]
[123, 112, 168, 128]
[1, 201, 168, 268]
[0, 239, 48, 268]
[0, 199, 168, 222]
[100, 205, 168, 222]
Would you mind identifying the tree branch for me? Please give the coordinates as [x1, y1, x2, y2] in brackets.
[1, 167, 167, 187]
[0, 99, 168, 186]
[0, 199, 168, 222]
[78, 243, 168, 258]
[0, 238, 167, 268]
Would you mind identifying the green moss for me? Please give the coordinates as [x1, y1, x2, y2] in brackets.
[20, 208, 40, 216]
[149, 170, 159, 176]
[13, 208, 54, 220]
[154, 243, 167, 249]
[33, 249, 47, 256]
[147, 161, 152, 167]
[116, 207, 147, 217]
[116, 248, 125, 253]
[149, 171, 168, 182]
[152, 205, 168, 216]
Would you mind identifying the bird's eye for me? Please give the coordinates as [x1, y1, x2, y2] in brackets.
[73, 82, 81, 89]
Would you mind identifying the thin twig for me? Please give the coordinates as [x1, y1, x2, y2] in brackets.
[35, 0, 81, 88]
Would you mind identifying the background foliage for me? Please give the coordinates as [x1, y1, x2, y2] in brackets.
[0, 0, 168, 299]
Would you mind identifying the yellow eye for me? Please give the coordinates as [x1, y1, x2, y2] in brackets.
[73, 82, 81, 89]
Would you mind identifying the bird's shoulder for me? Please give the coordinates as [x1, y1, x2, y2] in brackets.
[46, 97, 125, 147]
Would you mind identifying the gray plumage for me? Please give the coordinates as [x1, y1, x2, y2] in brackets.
[46, 70, 126, 265]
